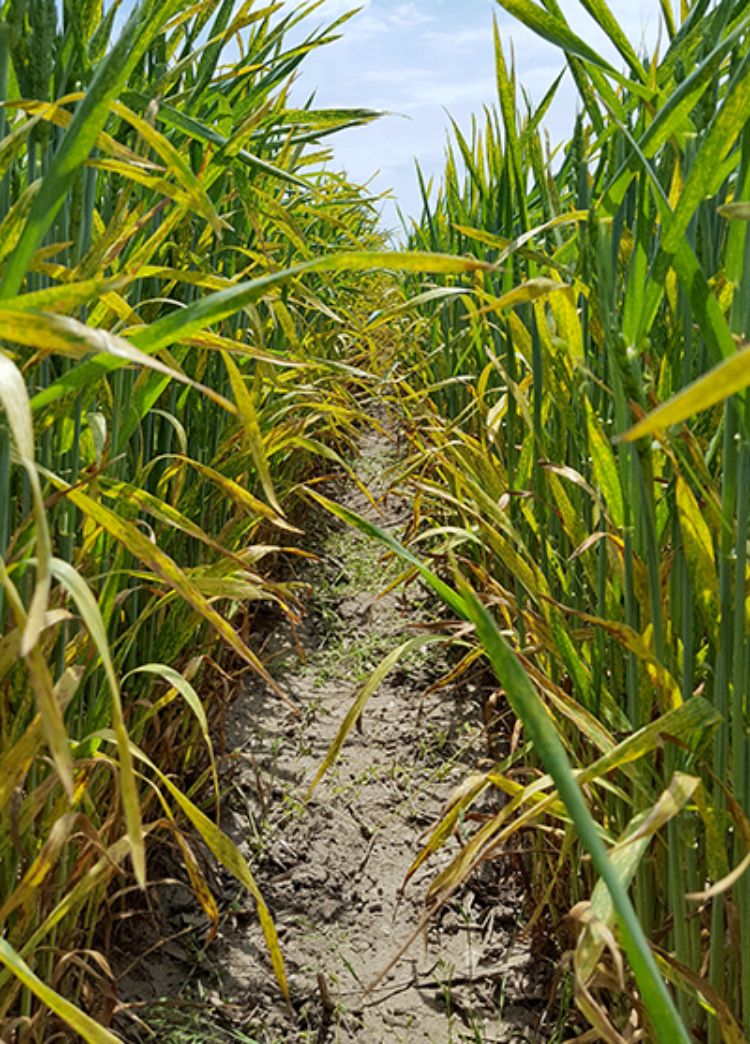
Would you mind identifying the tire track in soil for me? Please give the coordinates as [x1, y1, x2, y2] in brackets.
[120, 422, 553, 1043]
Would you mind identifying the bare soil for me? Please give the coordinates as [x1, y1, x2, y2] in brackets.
[115, 421, 557, 1043]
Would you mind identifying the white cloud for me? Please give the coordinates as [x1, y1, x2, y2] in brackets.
[388, 2, 433, 29]
[400, 76, 497, 111]
[422, 27, 492, 50]
[312, 1, 433, 46]
[290, 0, 660, 229]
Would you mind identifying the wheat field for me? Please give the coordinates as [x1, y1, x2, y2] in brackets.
[0, 1, 748, 1041]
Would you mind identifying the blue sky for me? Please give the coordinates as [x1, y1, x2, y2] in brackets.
[113, 1, 661, 233]
[290, 0, 660, 233]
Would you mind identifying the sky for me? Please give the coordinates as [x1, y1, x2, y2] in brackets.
[111, 0, 663, 235]
[289, 0, 662, 234]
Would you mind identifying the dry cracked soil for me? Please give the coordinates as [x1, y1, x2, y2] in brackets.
[115, 418, 558, 1043]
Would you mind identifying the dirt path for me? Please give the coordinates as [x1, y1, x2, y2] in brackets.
[119, 420, 551, 1043]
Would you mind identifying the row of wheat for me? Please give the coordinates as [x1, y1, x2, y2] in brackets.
[0, 1, 408, 1038]
[346, 1, 749, 1039]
